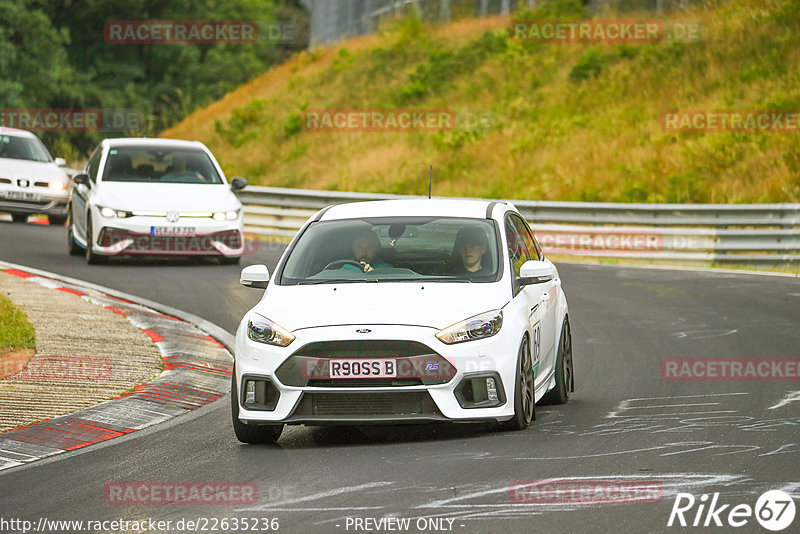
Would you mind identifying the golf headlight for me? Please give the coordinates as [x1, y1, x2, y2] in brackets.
[436, 310, 503, 344]
[247, 314, 295, 347]
[213, 210, 238, 221]
[99, 206, 130, 218]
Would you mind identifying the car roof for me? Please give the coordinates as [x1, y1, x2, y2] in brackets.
[104, 137, 205, 149]
[0, 127, 37, 138]
[319, 199, 512, 221]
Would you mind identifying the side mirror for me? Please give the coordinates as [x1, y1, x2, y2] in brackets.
[240, 264, 270, 289]
[54, 157, 67, 167]
[518, 260, 555, 285]
[72, 173, 89, 186]
[230, 177, 248, 191]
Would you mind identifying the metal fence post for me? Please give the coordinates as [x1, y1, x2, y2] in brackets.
[440, 0, 451, 22]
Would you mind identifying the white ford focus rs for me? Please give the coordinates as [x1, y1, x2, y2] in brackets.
[67, 138, 247, 264]
[232, 199, 574, 443]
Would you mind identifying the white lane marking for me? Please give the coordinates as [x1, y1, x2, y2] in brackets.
[759, 443, 800, 457]
[606, 392, 748, 418]
[768, 390, 800, 410]
[413, 474, 744, 515]
[235, 481, 395, 512]
[672, 329, 738, 339]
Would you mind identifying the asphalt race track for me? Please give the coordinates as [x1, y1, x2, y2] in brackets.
[0, 220, 798, 533]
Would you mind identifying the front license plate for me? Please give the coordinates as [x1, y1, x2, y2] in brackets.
[150, 226, 196, 236]
[329, 359, 397, 379]
[2, 191, 41, 202]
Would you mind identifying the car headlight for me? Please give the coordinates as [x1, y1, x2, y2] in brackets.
[247, 314, 295, 347]
[99, 206, 130, 218]
[436, 310, 503, 344]
[213, 210, 239, 221]
[48, 181, 68, 191]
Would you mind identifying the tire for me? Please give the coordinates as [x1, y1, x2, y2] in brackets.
[49, 214, 68, 226]
[501, 336, 535, 431]
[541, 318, 574, 405]
[67, 221, 84, 256]
[11, 213, 27, 223]
[231, 368, 283, 444]
[85, 216, 108, 265]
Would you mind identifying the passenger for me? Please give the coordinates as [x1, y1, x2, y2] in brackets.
[453, 227, 492, 276]
[342, 229, 392, 273]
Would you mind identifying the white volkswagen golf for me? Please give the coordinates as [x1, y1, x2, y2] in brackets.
[232, 199, 574, 443]
[68, 138, 247, 264]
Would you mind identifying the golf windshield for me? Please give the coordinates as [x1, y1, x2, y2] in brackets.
[103, 147, 223, 184]
[280, 217, 500, 285]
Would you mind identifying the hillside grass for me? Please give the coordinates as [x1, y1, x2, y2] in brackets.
[162, 0, 800, 203]
[0, 294, 35, 349]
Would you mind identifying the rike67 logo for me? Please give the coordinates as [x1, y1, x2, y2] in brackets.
[668, 490, 796, 531]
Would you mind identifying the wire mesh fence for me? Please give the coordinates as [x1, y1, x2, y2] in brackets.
[301, 0, 699, 46]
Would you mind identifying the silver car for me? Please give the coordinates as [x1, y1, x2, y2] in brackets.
[0, 127, 71, 224]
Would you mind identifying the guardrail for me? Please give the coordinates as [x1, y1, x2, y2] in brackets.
[238, 186, 800, 266]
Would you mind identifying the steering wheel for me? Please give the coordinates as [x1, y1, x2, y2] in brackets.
[323, 259, 365, 271]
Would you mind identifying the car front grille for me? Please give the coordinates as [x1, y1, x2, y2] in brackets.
[289, 391, 441, 418]
[276, 340, 455, 387]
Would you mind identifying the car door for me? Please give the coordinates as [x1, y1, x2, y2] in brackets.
[504, 214, 545, 384]
[513, 214, 558, 374]
[72, 147, 101, 242]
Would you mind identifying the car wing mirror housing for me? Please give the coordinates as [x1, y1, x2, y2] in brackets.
[519, 260, 555, 285]
[240, 264, 270, 289]
[55, 157, 67, 167]
[231, 177, 248, 191]
[72, 173, 89, 186]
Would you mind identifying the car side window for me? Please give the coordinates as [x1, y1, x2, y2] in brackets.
[505, 215, 532, 277]
[87, 149, 102, 183]
[514, 215, 543, 261]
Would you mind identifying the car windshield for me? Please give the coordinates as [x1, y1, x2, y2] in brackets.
[102, 147, 223, 184]
[280, 217, 500, 285]
[0, 135, 52, 163]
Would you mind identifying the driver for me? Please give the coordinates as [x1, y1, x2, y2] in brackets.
[342, 229, 392, 273]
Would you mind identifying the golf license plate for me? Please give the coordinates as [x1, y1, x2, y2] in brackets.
[150, 226, 196, 236]
[329, 359, 397, 379]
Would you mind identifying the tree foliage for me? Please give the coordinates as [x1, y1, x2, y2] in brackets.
[0, 0, 308, 156]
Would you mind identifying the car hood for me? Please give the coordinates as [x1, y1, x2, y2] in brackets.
[256, 282, 509, 331]
[0, 158, 67, 182]
[95, 182, 240, 212]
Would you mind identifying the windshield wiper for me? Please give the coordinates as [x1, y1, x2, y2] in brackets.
[297, 279, 377, 285]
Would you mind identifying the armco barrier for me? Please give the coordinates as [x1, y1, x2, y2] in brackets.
[235, 185, 800, 266]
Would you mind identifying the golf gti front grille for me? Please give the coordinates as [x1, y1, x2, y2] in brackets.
[275, 340, 456, 387]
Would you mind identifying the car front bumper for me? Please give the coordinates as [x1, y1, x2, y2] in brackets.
[233, 323, 521, 425]
[91, 215, 244, 257]
[0, 188, 69, 217]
